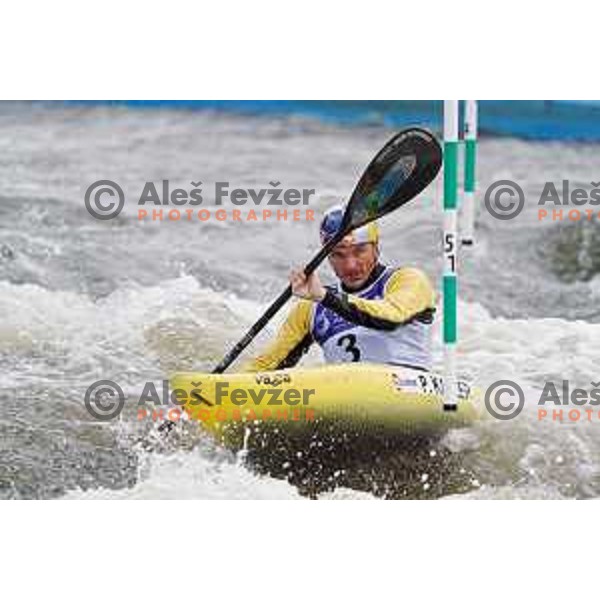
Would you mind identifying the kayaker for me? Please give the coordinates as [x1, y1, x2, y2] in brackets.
[243, 204, 436, 372]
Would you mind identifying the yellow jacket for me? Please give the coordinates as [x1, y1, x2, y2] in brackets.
[242, 264, 436, 372]
[242, 265, 436, 372]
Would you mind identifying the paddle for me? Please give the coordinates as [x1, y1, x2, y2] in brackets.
[155, 127, 442, 435]
[211, 127, 442, 374]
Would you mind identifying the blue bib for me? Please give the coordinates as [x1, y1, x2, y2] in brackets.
[311, 267, 432, 370]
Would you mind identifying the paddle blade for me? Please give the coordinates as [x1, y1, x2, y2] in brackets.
[343, 127, 442, 232]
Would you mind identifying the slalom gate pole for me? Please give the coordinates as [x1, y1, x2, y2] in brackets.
[461, 100, 478, 246]
[443, 100, 459, 410]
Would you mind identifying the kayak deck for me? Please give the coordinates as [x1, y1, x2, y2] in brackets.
[170, 364, 479, 447]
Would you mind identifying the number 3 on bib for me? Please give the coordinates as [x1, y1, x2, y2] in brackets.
[337, 334, 361, 362]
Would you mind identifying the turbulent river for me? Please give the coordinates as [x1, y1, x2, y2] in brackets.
[1, 102, 600, 499]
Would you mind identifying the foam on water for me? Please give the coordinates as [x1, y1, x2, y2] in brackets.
[62, 430, 377, 500]
[437, 301, 600, 498]
[2, 268, 600, 499]
[2, 105, 600, 499]
[59, 284, 600, 498]
[63, 447, 303, 500]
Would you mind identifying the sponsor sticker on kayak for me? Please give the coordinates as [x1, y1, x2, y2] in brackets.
[254, 372, 292, 386]
[391, 374, 419, 390]
[392, 372, 471, 401]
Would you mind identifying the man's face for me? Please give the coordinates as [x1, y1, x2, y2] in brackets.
[328, 240, 379, 290]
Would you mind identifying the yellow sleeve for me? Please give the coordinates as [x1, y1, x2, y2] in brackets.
[344, 267, 436, 324]
[239, 299, 313, 372]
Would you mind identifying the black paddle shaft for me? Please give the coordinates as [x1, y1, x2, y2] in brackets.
[211, 236, 339, 374]
[155, 128, 441, 434]
[211, 127, 442, 374]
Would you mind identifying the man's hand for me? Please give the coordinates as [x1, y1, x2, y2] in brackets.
[290, 268, 326, 301]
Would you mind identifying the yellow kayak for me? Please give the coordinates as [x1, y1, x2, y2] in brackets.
[170, 364, 479, 448]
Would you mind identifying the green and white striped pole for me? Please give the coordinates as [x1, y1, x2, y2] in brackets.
[443, 100, 459, 410]
[462, 100, 478, 246]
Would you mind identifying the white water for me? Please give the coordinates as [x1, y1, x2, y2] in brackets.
[2, 103, 600, 499]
